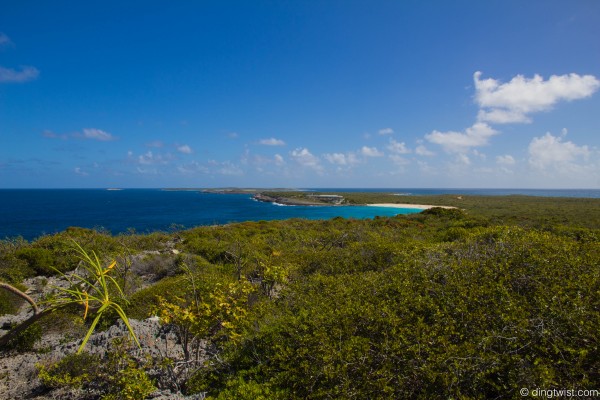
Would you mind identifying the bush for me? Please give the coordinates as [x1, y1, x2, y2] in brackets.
[126, 275, 188, 319]
[38, 352, 101, 388]
[3, 322, 42, 352]
[200, 226, 599, 399]
[38, 344, 156, 399]
[14, 247, 57, 276]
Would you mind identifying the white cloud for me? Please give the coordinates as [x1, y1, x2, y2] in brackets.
[0, 33, 12, 46]
[177, 161, 209, 174]
[44, 128, 115, 141]
[290, 147, 322, 171]
[387, 138, 410, 154]
[259, 138, 286, 146]
[378, 128, 394, 135]
[42, 130, 68, 140]
[417, 160, 437, 175]
[360, 146, 384, 157]
[324, 153, 347, 165]
[82, 128, 115, 141]
[0, 66, 39, 83]
[476, 108, 531, 124]
[324, 152, 360, 166]
[389, 155, 410, 166]
[496, 155, 516, 165]
[217, 161, 244, 176]
[136, 166, 158, 175]
[74, 167, 88, 176]
[415, 145, 435, 156]
[528, 132, 590, 170]
[474, 71, 600, 124]
[177, 144, 193, 154]
[472, 149, 486, 160]
[425, 122, 497, 153]
[274, 154, 285, 166]
[457, 154, 471, 165]
[137, 151, 170, 165]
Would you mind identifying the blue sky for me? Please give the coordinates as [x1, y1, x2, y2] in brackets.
[1, 1, 599, 188]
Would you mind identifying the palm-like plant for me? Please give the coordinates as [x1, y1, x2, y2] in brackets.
[46, 241, 140, 353]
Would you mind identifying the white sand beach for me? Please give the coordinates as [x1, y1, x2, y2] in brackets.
[368, 203, 456, 210]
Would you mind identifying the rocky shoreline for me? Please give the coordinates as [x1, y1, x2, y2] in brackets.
[255, 192, 352, 206]
[252, 193, 331, 206]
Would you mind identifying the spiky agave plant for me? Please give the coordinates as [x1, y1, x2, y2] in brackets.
[47, 241, 140, 353]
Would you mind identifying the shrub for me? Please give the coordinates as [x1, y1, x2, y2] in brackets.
[38, 352, 101, 388]
[200, 226, 599, 399]
[3, 322, 42, 352]
[0, 254, 32, 284]
[14, 247, 56, 276]
[38, 345, 156, 400]
[126, 275, 187, 319]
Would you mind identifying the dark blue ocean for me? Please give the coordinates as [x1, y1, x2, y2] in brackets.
[1, 188, 599, 241]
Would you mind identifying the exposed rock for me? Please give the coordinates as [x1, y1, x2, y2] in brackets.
[0, 317, 189, 399]
[0, 268, 201, 399]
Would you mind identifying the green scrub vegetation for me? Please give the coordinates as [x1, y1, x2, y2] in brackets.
[0, 195, 598, 399]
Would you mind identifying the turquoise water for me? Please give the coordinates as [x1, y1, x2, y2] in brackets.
[2, 188, 599, 241]
[0, 189, 420, 240]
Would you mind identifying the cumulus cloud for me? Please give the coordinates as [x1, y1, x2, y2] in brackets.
[387, 138, 410, 154]
[474, 71, 600, 124]
[82, 128, 115, 141]
[389, 155, 410, 166]
[215, 161, 244, 176]
[259, 138, 286, 146]
[177, 144, 193, 154]
[496, 155, 516, 165]
[177, 161, 209, 174]
[324, 152, 360, 166]
[425, 122, 498, 153]
[360, 146, 384, 157]
[137, 151, 171, 165]
[324, 153, 347, 165]
[378, 128, 394, 135]
[44, 128, 116, 141]
[0, 66, 39, 83]
[274, 154, 285, 166]
[456, 154, 471, 165]
[74, 167, 88, 176]
[528, 132, 590, 170]
[415, 145, 435, 156]
[0, 35, 40, 84]
[472, 149, 486, 160]
[290, 147, 322, 171]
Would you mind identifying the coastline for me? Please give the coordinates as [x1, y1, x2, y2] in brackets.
[252, 193, 458, 210]
[253, 193, 330, 206]
[368, 203, 456, 210]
